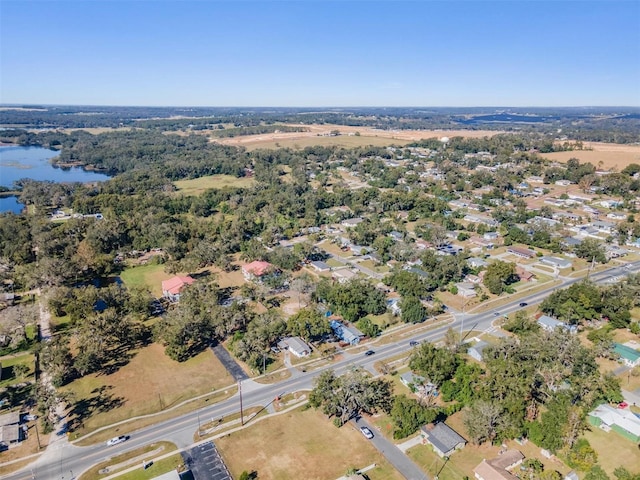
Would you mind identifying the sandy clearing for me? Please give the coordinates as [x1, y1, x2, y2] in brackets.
[542, 142, 640, 170]
[214, 124, 505, 147]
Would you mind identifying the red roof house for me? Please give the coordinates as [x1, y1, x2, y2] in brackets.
[161, 275, 194, 302]
[242, 261, 275, 281]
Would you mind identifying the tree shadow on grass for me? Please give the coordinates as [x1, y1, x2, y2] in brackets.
[67, 384, 125, 433]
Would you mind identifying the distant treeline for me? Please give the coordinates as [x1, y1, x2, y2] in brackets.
[1, 105, 639, 143]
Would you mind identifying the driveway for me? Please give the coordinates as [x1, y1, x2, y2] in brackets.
[354, 417, 429, 480]
[211, 344, 249, 381]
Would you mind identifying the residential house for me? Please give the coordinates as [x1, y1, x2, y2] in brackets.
[387, 298, 402, 316]
[161, 275, 194, 302]
[564, 472, 579, 480]
[467, 258, 488, 269]
[310, 261, 331, 272]
[420, 422, 466, 457]
[507, 246, 536, 259]
[278, 337, 311, 358]
[588, 403, 640, 442]
[456, 282, 477, 298]
[470, 237, 495, 249]
[473, 450, 525, 480]
[332, 268, 357, 284]
[0, 411, 22, 447]
[539, 256, 572, 269]
[330, 320, 364, 345]
[242, 261, 276, 282]
[341, 217, 364, 228]
[606, 245, 628, 259]
[537, 315, 577, 334]
[399, 372, 426, 389]
[515, 266, 535, 282]
[389, 231, 404, 242]
[607, 212, 627, 220]
[592, 220, 616, 234]
[467, 341, 489, 362]
[613, 343, 640, 367]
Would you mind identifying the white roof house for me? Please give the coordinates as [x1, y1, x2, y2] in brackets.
[539, 256, 572, 269]
[589, 404, 640, 442]
[278, 336, 312, 358]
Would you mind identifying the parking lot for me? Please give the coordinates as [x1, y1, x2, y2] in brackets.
[182, 441, 232, 480]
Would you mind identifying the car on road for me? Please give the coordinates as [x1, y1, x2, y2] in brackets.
[519, 302, 528, 307]
[493, 311, 501, 316]
[360, 426, 374, 439]
[364, 350, 375, 356]
[409, 340, 419, 347]
[106, 435, 128, 446]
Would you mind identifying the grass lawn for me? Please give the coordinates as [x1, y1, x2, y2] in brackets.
[216, 406, 405, 480]
[173, 174, 255, 196]
[0, 352, 35, 387]
[63, 344, 234, 439]
[582, 426, 640, 477]
[79, 441, 178, 480]
[119, 263, 172, 297]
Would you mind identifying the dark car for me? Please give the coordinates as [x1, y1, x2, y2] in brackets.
[364, 350, 375, 356]
[409, 340, 419, 347]
[519, 302, 528, 307]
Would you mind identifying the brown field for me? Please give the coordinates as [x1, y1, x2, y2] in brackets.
[213, 124, 505, 151]
[216, 407, 405, 480]
[542, 142, 640, 170]
[583, 426, 640, 476]
[62, 344, 234, 438]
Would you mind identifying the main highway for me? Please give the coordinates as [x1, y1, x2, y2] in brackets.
[4, 260, 639, 480]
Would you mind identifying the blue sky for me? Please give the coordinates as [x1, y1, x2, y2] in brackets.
[1, 1, 639, 106]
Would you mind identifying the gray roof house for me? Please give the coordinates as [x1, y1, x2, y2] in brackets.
[539, 256, 572, 269]
[537, 315, 577, 334]
[310, 260, 331, 272]
[278, 336, 311, 358]
[0, 411, 20, 427]
[467, 341, 490, 362]
[467, 257, 488, 269]
[400, 372, 426, 389]
[0, 424, 22, 446]
[420, 422, 466, 457]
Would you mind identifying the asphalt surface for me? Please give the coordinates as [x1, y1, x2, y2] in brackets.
[5, 260, 640, 480]
[211, 344, 249, 381]
[182, 442, 231, 480]
[354, 417, 428, 480]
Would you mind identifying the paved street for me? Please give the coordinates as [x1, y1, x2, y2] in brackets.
[3, 260, 640, 480]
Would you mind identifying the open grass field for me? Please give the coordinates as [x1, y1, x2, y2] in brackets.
[214, 124, 505, 151]
[119, 263, 172, 298]
[173, 174, 255, 196]
[216, 406, 405, 480]
[583, 425, 640, 477]
[0, 352, 34, 387]
[542, 142, 640, 171]
[62, 344, 234, 439]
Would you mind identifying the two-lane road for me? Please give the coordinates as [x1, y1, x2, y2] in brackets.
[6, 260, 640, 480]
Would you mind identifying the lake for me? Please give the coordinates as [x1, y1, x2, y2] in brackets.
[0, 145, 111, 213]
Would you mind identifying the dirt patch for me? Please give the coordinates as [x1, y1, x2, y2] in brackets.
[216, 407, 404, 480]
[214, 124, 505, 150]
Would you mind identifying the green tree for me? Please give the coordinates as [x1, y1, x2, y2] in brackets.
[309, 368, 393, 426]
[575, 238, 607, 264]
[400, 296, 428, 324]
[390, 394, 440, 439]
[567, 438, 598, 472]
[286, 308, 330, 341]
[585, 466, 610, 480]
[483, 260, 517, 295]
[409, 342, 459, 386]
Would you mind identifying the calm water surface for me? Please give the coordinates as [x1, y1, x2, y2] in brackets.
[0, 146, 111, 213]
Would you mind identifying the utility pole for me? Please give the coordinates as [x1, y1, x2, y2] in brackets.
[34, 421, 41, 450]
[238, 381, 244, 426]
[197, 411, 201, 437]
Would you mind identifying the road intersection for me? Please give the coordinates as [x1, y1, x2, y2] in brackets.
[3, 260, 639, 480]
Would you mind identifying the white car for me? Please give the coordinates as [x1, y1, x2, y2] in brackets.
[360, 426, 374, 439]
[106, 435, 128, 446]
